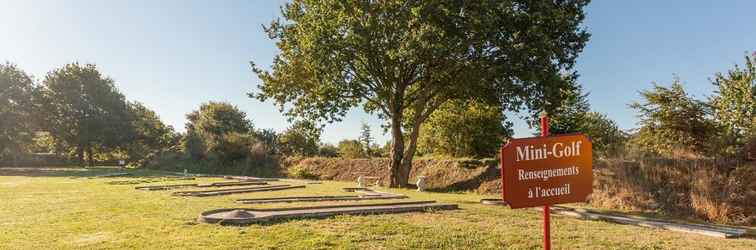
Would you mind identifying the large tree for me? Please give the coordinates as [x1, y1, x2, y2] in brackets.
[38, 63, 131, 166]
[0, 63, 37, 160]
[252, 0, 590, 187]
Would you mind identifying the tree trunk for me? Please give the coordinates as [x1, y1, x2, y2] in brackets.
[86, 145, 95, 167]
[388, 114, 407, 188]
[77, 144, 85, 167]
[399, 121, 423, 187]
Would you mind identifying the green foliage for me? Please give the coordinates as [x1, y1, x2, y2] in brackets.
[318, 143, 339, 158]
[630, 80, 717, 157]
[252, 0, 590, 186]
[358, 122, 374, 157]
[580, 112, 627, 158]
[122, 102, 177, 164]
[533, 83, 591, 134]
[277, 120, 321, 157]
[417, 100, 512, 158]
[532, 84, 626, 158]
[709, 53, 756, 157]
[337, 139, 365, 159]
[287, 163, 320, 179]
[253, 128, 279, 154]
[0, 62, 36, 160]
[184, 102, 253, 159]
[37, 63, 132, 166]
[213, 132, 259, 162]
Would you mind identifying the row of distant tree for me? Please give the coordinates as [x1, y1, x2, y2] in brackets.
[2, 54, 752, 168]
[1, 63, 177, 166]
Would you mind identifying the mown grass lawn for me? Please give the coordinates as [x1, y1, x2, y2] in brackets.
[0, 167, 754, 250]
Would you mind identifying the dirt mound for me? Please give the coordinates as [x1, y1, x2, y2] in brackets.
[285, 156, 756, 225]
[283, 157, 499, 192]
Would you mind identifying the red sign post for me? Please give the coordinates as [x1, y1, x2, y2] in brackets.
[500, 112, 593, 250]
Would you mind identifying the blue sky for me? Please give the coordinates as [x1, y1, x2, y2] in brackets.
[2, 1, 755, 145]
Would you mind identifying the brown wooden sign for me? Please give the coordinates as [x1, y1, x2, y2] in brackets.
[501, 133, 592, 209]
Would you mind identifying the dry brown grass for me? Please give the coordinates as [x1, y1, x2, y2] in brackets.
[592, 158, 755, 225]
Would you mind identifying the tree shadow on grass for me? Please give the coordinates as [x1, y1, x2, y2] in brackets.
[0, 166, 177, 178]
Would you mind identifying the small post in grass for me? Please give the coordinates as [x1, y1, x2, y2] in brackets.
[540, 111, 551, 250]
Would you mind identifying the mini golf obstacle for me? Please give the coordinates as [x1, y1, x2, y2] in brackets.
[342, 187, 373, 192]
[108, 177, 196, 185]
[135, 180, 268, 191]
[235, 189, 406, 204]
[198, 200, 458, 225]
[89, 172, 130, 178]
[172, 184, 305, 197]
[223, 176, 279, 182]
[536, 206, 748, 238]
[480, 198, 508, 206]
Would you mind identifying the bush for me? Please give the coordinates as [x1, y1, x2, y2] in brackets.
[337, 140, 364, 159]
[417, 100, 511, 158]
[287, 164, 319, 179]
[318, 143, 339, 157]
[629, 81, 717, 157]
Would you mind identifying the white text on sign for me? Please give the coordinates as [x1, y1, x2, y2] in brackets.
[515, 140, 583, 162]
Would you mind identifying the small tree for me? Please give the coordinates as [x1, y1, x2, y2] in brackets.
[531, 84, 626, 158]
[630, 80, 717, 157]
[532, 83, 590, 134]
[122, 102, 177, 164]
[253, 128, 279, 154]
[709, 53, 756, 156]
[338, 139, 365, 159]
[278, 120, 321, 157]
[318, 143, 339, 157]
[417, 100, 512, 158]
[252, 0, 590, 187]
[184, 102, 253, 159]
[358, 122, 374, 157]
[579, 112, 627, 158]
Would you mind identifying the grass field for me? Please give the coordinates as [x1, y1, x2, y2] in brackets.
[0, 167, 754, 250]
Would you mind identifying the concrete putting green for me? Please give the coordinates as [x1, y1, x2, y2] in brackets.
[480, 198, 508, 205]
[108, 177, 196, 185]
[198, 200, 458, 225]
[172, 184, 305, 197]
[342, 187, 373, 192]
[135, 180, 268, 191]
[235, 189, 407, 204]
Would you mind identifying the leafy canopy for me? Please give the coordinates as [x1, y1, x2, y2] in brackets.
[253, 0, 590, 122]
[184, 102, 254, 160]
[37, 63, 131, 165]
[630, 79, 716, 156]
[0, 62, 37, 158]
[709, 53, 756, 155]
[277, 120, 321, 157]
[417, 100, 512, 158]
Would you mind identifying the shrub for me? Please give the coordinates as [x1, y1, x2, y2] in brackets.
[337, 139, 364, 159]
[287, 164, 319, 179]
